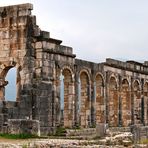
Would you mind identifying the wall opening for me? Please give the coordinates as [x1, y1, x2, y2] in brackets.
[133, 80, 141, 124]
[95, 74, 104, 124]
[121, 79, 131, 126]
[109, 76, 118, 126]
[5, 67, 17, 101]
[60, 69, 73, 127]
[60, 73, 64, 125]
[143, 82, 148, 124]
[78, 77, 81, 116]
[80, 71, 90, 127]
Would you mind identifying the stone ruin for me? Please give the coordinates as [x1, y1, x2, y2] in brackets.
[0, 3, 148, 136]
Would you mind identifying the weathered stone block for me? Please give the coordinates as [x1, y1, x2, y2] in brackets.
[35, 42, 42, 49]
[7, 119, 40, 136]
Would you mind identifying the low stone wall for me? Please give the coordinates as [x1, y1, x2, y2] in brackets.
[131, 125, 148, 143]
[7, 119, 40, 136]
[65, 128, 97, 139]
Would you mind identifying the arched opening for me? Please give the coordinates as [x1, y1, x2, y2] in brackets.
[60, 68, 73, 127]
[121, 79, 131, 126]
[95, 74, 104, 124]
[133, 80, 141, 124]
[60, 73, 64, 125]
[109, 76, 118, 126]
[80, 71, 90, 127]
[5, 67, 17, 101]
[143, 82, 148, 125]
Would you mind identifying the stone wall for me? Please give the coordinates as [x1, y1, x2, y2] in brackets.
[7, 119, 40, 136]
[131, 125, 148, 143]
[0, 3, 148, 135]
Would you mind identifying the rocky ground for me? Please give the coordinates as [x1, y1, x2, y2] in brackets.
[0, 135, 147, 148]
[0, 138, 147, 148]
[0, 129, 147, 147]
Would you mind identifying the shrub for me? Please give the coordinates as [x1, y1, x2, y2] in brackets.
[0, 133, 38, 139]
[54, 127, 66, 136]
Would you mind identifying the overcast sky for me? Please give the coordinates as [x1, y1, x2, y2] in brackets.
[0, 0, 148, 63]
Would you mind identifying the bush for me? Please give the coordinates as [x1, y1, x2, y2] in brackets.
[0, 133, 38, 139]
[54, 127, 66, 136]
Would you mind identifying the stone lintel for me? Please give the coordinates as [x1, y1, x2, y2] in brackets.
[43, 49, 76, 58]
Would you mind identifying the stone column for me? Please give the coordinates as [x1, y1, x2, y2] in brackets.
[144, 96, 148, 125]
[16, 66, 21, 102]
[141, 80, 144, 124]
[88, 82, 92, 127]
[131, 78, 135, 125]
[54, 68, 61, 127]
[69, 78, 75, 127]
[75, 75, 80, 126]
[103, 83, 106, 125]
[118, 76, 122, 126]
[91, 81, 96, 126]
[105, 72, 109, 125]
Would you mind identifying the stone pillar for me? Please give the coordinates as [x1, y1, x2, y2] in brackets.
[16, 66, 21, 102]
[75, 75, 80, 127]
[131, 78, 134, 125]
[88, 82, 92, 127]
[141, 80, 144, 125]
[131, 91, 135, 125]
[52, 67, 61, 127]
[105, 71, 109, 125]
[68, 80, 75, 127]
[118, 76, 122, 126]
[118, 94, 122, 126]
[91, 81, 96, 126]
[144, 97, 148, 125]
[52, 81, 56, 127]
[71, 75, 75, 127]
[103, 84, 107, 125]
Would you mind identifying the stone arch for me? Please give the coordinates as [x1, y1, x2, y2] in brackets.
[94, 72, 105, 84]
[108, 76, 118, 126]
[0, 61, 20, 101]
[133, 79, 141, 124]
[61, 66, 74, 81]
[79, 69, 91, 83]
[5, 67, 17, 101]
[60, 66, 74, 127]
[143, 81, 148, 125]
[121, 78, 131, 126]
[79, 69, 91, 127]
[95, 73, 105, 124]
[144, 81, 148, 94]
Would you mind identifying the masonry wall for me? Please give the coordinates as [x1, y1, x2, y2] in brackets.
[0, 3, 148, 135]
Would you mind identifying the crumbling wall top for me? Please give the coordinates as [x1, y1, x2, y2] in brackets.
[105, 58, 148, 74]
[0, 3, 33, 10]
[0, 3, 33, 18]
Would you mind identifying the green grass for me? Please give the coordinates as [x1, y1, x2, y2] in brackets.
[139, 138, 148, 144]
[0, 133, 38, 139]
[54, 127, 66, 136]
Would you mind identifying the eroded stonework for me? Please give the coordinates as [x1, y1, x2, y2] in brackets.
[0, 3, 148, 135]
